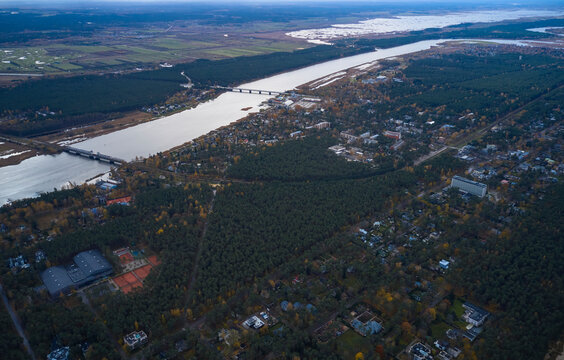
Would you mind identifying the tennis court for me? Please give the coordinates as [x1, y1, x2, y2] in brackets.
[133, 264, 152, 281]
[114, 255, 161, 294]
[113, 272, 142, 294]
[147, 255, 161, 266]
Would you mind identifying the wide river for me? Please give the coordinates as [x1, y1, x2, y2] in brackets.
[0, 38, 533, 204]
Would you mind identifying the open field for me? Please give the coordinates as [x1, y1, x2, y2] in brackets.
[337, 329, 373, 358]
[0, 21, 315, 79]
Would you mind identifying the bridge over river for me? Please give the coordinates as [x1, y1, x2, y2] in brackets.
[0, 135, 124, 165]
[212, 86, 287, 96]
[64, 146, 124, 165]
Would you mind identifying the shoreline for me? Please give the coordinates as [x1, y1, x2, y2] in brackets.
[1, 15, 562, 169]
[1, 35, 563, 205]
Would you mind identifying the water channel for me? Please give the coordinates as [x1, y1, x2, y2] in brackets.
[0, 38, 550, 204]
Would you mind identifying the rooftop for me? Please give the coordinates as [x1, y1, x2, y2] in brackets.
[47, 347, 70, 360]
[41, 266, 74, 297]
[124, 331, 148, 348]
[41, 249, 113, 297]
[74, 250, 112, 276]
[452, 175, 487, 189]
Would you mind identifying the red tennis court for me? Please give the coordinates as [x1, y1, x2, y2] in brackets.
[120, 281, 143, 294]
[119, 252, 134, 264]
[114, 272, 142, 293]
[147, 255, 161, 266]
[133, 265, 152, 280]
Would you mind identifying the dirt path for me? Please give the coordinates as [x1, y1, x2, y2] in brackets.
[184, 189, 217, 309]
[0, 283, 37, 360]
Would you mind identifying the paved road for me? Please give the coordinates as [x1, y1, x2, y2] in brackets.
[0, 283, 37, 360]
[0, 73, 43, 77]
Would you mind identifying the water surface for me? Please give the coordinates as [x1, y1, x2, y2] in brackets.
[0, 38, 549, 205]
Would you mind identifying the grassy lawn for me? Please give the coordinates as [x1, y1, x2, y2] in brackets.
[337, 329, 372, 359]
[116, 45, 164, 56]
[51, 62, 83, 71]
[455, 320, 468, 330]
[205, 48, 265, 58]
[180, 40, 223, 49]
[341, 276, 363, 290]
[269, 322, 283, 333]
[151, 37, 194, 50]
[96, 58, 125, 66]
[62, 45, 116, 53]
[249, 45, 297, 53]
[0, 63, 19, 71]
[0, 31, 307, 75]
[430, 321, 451, 340]
[448, 298, 470, 329]
[0, 47, 65, 73]
[452, 299, 465, 318]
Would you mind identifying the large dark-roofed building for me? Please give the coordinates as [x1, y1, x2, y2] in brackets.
[41, 249, 113, 297]
[41, 266, 74, 297]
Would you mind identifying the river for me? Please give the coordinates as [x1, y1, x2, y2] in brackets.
[0, 38, 550, 205]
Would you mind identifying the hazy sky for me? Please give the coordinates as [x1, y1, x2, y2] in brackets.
[0, 0, 561, 3]
[1, 0, 562, 9]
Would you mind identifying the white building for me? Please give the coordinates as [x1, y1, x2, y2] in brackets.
[451, 176, 487, 198]
[244, 315, 265, 329]
[124, 331, 148, 350]
[463, 303, 489, 327]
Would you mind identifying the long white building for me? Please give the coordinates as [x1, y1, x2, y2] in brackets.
[451, 175, 487, 198]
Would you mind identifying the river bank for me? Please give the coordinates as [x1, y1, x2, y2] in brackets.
[1, 36, 562, 205]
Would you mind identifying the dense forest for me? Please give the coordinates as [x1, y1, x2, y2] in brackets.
[454, 183, 564, 360]
[347, 51, 564, 126]
[0, 16, 563, 357]
[0, 45, 363, 136]
[194, 169, 421, 303]
[21, 301, 119, 359]
[0, 2, 498, 44]
[227, 136, 381, 181]
[96, 185, 211, 336]
[9, 184, 214, 357]
[2, 17, 562, 136]
[42, 186, 209, 263]
[0, 306, 28, 360]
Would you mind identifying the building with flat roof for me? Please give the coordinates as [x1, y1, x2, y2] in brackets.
[383, 130, 401, 140]
[439, 260, 450, 270]
[244, 315, 265, 329]
[410, 342, 433, 360]
[463, 302, 489, 327]
[124, 331, 148, 350]
[351, 319, 383, 336]
[41, 249, 113, 297]
[47, 346, 69, 360]
[451, 175, 487, 198]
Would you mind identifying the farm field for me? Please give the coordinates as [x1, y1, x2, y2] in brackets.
[0, 20, 315, 77]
